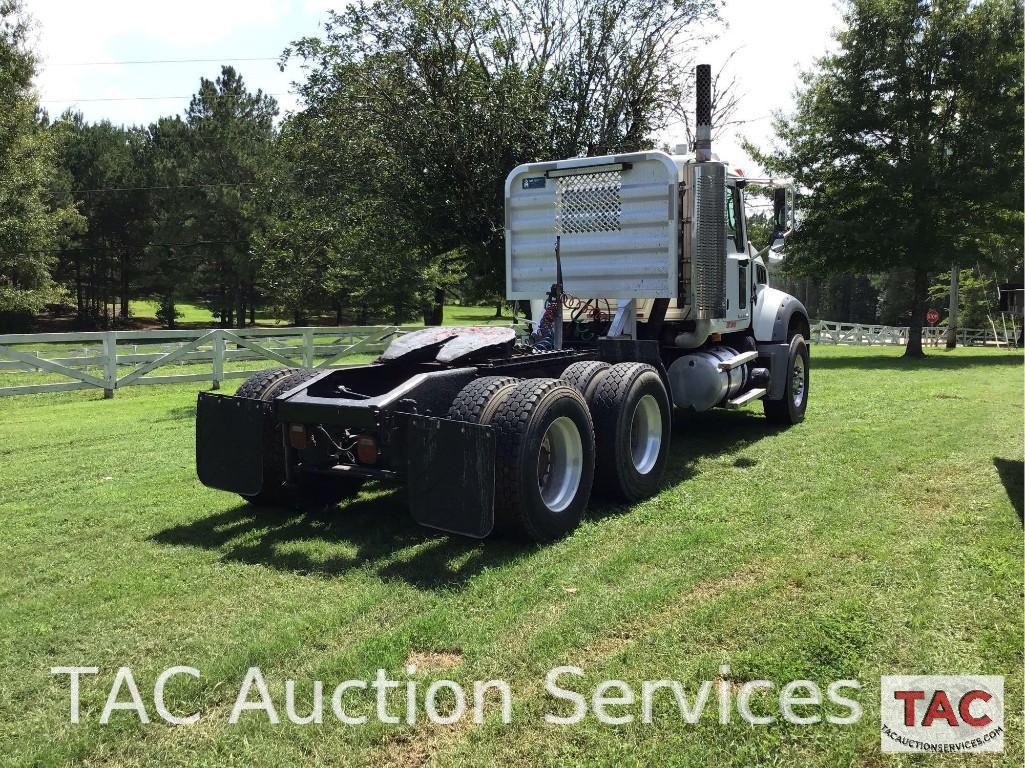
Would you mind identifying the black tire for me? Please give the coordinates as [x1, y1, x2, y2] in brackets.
[560, 360, 612, 403]
[447, 376, 520, 423]
[591, 363, 671, 502]
[234, 368, 334, 506]
[235, 367, 316, 401]
[763, 334, 809, 425]
[490, 378, 595, 542]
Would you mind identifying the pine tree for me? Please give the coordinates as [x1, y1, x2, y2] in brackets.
[0, 1, 82, 330]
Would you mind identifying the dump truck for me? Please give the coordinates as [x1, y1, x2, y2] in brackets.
[195, 64, 810, 542]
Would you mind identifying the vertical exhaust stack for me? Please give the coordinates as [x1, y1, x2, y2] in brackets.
[680, 62, 727, 328]
[694, 63, 712, 162]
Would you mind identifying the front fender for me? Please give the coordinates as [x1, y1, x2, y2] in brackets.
[752, 286, 808, 342]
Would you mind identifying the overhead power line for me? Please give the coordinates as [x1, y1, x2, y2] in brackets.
[73, 183, 264, 194]
[41, 93, 288, 103]
[1, 240, 248, 258]
[47, 56, 281, 66]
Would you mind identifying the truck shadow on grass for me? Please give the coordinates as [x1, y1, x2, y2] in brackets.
[151, 489, 525, 591]
[154, 411, 780, 586]
[993, 457, 1024, 524]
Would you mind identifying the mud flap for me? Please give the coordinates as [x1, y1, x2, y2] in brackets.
[196, 392, 274, 496]
[404, 414, 495, 538]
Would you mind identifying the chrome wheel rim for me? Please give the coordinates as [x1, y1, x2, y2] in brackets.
[629, 394, 662, 475]
[537, 416, 583, 512]
[792, 356, 806, 407]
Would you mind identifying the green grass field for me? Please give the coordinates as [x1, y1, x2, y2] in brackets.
[128, 301, 515, 328]
[0, 345, 1021, 767]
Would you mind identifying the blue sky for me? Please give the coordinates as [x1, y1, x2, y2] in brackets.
[29, 0, 842, 174]
[31, 0, 335, 124]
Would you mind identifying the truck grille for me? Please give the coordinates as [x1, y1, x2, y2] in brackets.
[555, 170, 622, 234]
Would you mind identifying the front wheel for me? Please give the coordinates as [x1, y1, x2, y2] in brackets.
[763, 334, 809, 425]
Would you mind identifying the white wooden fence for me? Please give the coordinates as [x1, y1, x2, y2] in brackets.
[0, 326, 406, 397]
[811, 320, 1013, 347]
[3, 319, 1015, 397]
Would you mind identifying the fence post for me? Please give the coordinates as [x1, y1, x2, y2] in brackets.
[211, 331, 224, 390]
[102, 332, 117, 398]
[302, 327, 314, 368]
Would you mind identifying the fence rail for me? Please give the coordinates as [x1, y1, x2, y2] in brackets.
[3, 319, 1016, 397]
[0, 326, 406, 397]
[811, 320, 1015, 347]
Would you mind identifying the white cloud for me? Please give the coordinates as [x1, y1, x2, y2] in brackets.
[28, 0, 327, 124]
[663, 0, 843, 174]
[27, 0, 842, 153]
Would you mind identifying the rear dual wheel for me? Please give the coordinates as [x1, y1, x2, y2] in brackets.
[448, 363, 671, 541]
[591, 363, 672, 502]
[236, 367, 318, 506]
[449, 376, 595, 542]
[560, 360, 612, 402]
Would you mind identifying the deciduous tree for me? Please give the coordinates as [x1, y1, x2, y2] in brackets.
[285, 0, 718, 324]
[750, 0, 1023, 356]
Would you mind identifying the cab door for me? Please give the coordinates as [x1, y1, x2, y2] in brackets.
[724, 182, 751, 326]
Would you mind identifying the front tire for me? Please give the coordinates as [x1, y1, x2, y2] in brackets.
[490, 379, 595, 542]
[592, 363, 671, 502]
[763, 334, 809, 425]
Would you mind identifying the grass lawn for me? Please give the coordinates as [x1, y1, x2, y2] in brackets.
[127, 301, 516, 328]
[0, 345, 1021, 767]
[129, 300, 224, 325]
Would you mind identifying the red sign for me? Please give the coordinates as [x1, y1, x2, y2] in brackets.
[927, 309, 940, 326]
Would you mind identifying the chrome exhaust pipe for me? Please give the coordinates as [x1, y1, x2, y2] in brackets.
[694, 64, 712, 162]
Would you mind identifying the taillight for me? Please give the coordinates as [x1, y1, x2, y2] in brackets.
[356, 436, 378, 465]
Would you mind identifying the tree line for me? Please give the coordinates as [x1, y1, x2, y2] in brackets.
[752, 0, 1023, 355]
[0, 0, 719, 331]
[0, 0, 1021, 351]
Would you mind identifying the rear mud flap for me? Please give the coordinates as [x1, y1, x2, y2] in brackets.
[403, 414, 495, 538]
[196, 392, 274, 496]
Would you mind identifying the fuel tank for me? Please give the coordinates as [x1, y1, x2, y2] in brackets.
[667, 345, 749, 412]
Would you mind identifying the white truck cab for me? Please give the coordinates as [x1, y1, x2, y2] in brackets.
[505, 149, 808, 348]
[505, 63, 809, 420]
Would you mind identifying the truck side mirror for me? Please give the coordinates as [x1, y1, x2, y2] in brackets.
[773, 187, 787, 232]
[769, 186, 791, 254]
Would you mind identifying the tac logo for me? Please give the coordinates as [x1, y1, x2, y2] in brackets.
[880, 675, 1004, 753]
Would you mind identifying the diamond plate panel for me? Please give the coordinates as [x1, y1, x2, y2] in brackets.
[555, 170, 622, 234]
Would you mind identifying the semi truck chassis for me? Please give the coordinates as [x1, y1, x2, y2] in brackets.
[196, 63, 813, 543]
[196, 327, 808, 542]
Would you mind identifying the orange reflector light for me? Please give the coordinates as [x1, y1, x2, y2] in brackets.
[288, 424, 308, 450]
[356, 436, 378, 465]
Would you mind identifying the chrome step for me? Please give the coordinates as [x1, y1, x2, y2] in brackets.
[717, 350, 758, 371]
[725, 387, 767, 408]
